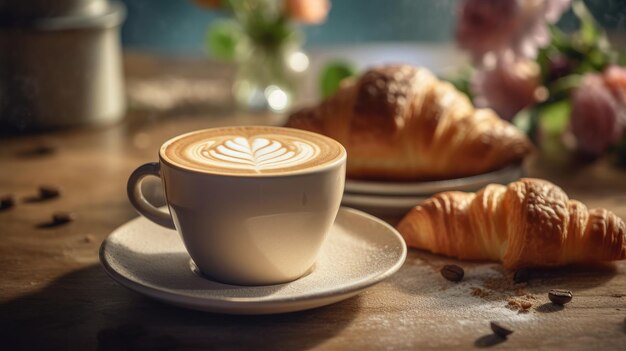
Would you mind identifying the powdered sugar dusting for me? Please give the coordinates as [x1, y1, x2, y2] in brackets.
[342, 253, 541, 349]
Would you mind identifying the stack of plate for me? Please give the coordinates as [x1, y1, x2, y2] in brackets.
[341, 165, 524, 219]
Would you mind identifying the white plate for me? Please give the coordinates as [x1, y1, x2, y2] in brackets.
[344, 164, 523, 196]
[100, 207, 407, 315]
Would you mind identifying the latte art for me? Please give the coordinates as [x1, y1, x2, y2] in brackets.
[161, 126, 345, 176]
[187, 136, 319, 171]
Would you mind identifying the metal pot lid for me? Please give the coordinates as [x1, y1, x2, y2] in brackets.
[0, 1, 125, 30]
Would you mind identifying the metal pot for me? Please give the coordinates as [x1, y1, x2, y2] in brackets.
[0, 2, 126, 132]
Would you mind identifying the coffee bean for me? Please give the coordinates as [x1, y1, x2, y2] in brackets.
[513, 268, 530, 283]
[52, 211, 75, 225]
[548, 289, 573, 305]
[39, 185, 61, 199]
[0, 195, 15, 210]
[17, 144, 56, 158]
[32, 145, 56, 155]
[441, 264, 464, 282]
[490, 321, 513, 337]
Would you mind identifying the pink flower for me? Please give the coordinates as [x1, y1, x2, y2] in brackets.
[456, 0, 571, 63]
[472, 53, 545, 120]
[570, 73, 624, 155]
[284, 0, 330, 24]
[603, 64, 626, 104]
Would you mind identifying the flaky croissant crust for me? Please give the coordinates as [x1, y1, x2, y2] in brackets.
[397, 178, 626, 268]
[286, 65, 532, 180]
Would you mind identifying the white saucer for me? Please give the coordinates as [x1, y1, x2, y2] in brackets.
[344, 164, 523, 196]
[100, 207, 407, 315]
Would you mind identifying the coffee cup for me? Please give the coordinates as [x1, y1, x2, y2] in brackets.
[127, 126, 346, 285]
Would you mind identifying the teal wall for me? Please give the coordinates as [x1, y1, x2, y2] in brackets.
[120, 0, 626, 54]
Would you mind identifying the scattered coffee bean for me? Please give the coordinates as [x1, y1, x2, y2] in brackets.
[39, 185, 61, 199]
[52, 211, 75, 225]
[548, 289, 573, 305]
[513, 268, 530, 283]
[490, 321, 513, 337]
[17, 144, 56, 158]
[441, 264, 464, 282]
[0, 195, 15, 210]
[33, 145, 56, 155]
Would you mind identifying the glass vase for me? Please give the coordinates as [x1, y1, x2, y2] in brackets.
[232, 38, 308, 113]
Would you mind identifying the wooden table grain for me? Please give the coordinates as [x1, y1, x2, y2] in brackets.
[1, 54, 625, 350]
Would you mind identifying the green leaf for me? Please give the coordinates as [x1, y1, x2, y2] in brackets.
[548, 25, 571, 51]
[445, 65, 473, 99]
[587, 48, 610, 70]
[319, 62, 357, 98]
[207, 20, 242, 61]
[619, 50, 626, 66]
[546, 74, 582, 102]
[512, 108, 533, 135]
[536, 48, 551, 81]
[572, 0, 600, 46]
[538, 100, 571, 135]
[245, 14, 296, 50]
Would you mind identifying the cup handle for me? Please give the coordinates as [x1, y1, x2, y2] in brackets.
[127, 162, 176, 229]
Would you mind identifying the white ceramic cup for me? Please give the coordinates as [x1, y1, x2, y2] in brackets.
[127, 126, 346, 286]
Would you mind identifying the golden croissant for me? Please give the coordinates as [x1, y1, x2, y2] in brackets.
[397, 178, 626, 268]
[286, 64, 532, 180]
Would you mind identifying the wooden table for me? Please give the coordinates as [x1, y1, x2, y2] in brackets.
[1, 54, 625, 350]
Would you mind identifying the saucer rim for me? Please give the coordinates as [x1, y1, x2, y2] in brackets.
[99, 207, 407, 313]
[344, 164, 523, 195]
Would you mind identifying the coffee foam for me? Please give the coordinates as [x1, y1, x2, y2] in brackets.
[161, 126, 345, 175]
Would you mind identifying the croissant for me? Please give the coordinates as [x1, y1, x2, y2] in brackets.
[397, 178, 626, 268]
[286, 64, 532, 180]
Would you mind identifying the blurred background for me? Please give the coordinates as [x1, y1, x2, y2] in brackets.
[122, 0, 625, 54]
[3, 0, 626, 154]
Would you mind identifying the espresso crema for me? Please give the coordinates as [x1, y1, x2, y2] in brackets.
[161, 126, 345, 175]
